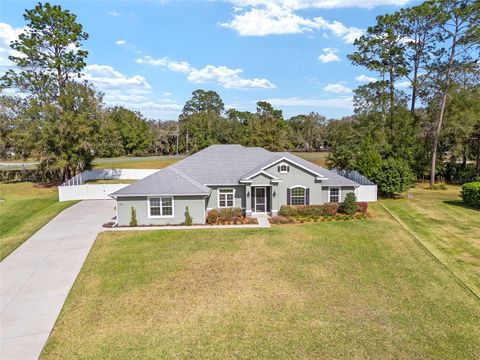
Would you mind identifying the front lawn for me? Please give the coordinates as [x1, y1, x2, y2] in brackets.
[0, 182, 77, 260]
[381, 183, 480, 297]
[43, 203, 480, 359]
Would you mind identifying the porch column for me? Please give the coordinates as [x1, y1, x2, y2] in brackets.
[245, 184, 252, 216]
[271, 182, 279, 216]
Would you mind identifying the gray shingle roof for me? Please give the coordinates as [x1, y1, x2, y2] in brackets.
[112, 144, 360, 197]
[173, 144, 277, 185]
[278, 153, 359, 186]
[110, 166, 210, 197]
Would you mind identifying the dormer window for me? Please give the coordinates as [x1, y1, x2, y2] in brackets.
[279, 163, 290, 173]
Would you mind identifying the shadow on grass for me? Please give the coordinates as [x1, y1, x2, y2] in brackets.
[443, 200, 479, 211]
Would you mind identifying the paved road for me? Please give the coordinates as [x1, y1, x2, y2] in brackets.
[0, 162, 39, 169]
[0, 200, 115, 360]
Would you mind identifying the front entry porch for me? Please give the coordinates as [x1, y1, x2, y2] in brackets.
[251, 186, 272, 215]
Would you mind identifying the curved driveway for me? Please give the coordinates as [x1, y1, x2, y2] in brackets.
[1, 200, 115, 360]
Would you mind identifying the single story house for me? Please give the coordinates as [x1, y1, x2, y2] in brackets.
[110, 144, 374, 225]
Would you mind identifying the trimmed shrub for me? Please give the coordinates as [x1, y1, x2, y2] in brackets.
[321, 202, 339, 216]
[279, 205, 299, 217]
[461, 182, 480, 209]
[270, 215, 295, 224]
[184, 206, 193, 226]
[339, 193, 358, 215]
[296, 205, 323, 218]
[218, 207, 242, 221]
[357, 202, 368, 214]
[129, 206, 137, 227]
[206, 209, 220, 225]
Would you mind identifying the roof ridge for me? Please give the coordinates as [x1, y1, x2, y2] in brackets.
[169, 165, 208, 191]
[239, 153, 283, 180]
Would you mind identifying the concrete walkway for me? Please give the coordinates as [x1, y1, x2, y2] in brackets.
[0, 200, 115, 360]
[252, 214, 271, 228]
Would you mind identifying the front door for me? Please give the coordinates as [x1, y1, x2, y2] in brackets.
[255, 187, 266, 213]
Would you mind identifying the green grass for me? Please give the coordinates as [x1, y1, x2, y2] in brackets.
[43, 203, 480, 359]
[92, 152, 329, 170]
[94, 155, 184, 169]
[381, 183, 480, 298]
[0, 182, 77, 260]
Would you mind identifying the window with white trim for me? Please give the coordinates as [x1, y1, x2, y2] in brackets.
[329, 188, 340, 203]
[290, 187, 306, 205]
[279, 164, 289, 173]
[218, 188, 234, 208]
[149, 197, 173, 217]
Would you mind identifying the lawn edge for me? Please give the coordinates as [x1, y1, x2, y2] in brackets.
[380, 202, 480, 301]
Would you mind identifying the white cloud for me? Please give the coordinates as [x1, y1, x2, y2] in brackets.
[266, 96, 352, 109]
[229, 0, 409, 9]
[396, 80, 410, 89]
[188, 65, 275, 89]
[115, 40, 126, 45]
[0, 22, 25, 67]
[136, 56, 192, 73]
[355, 74, 377, 82]
[136, 55, 275, 90]
[84, 64, 151, 92]
[108, 10, 120, 16]
[221, 3, 364, 42]
[324, 82, 352, 94]
[84, 65, 182, 119]
[318, 47, 340, 63]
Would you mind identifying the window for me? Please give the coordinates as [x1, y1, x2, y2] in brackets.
[290, 187, 306, 205]
[149, 197, 174, 217]
[329, 188, 340, 203]
[279, 164, 289, 173]
[218, 188, 234, 208]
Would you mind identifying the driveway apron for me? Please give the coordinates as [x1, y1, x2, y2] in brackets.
[0, 200, 115, 360]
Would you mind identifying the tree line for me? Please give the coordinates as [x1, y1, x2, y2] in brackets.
[1, 1, 479, 191]
[328, 0, 479, 192]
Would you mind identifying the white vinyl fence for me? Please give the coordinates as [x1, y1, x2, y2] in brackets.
[58, 168, 157, 202]
[355, 185, 378, 202]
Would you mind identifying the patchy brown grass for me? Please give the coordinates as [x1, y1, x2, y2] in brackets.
[94, 156, 184, 169]
[294, 151, 329, 167]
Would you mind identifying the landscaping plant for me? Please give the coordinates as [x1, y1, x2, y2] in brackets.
[129, 206, 137, 227]
[321, 203, 339, 216]
[357, 202, 368, 214]
[184, 206, 193, 226]
[206, 209, 220, 225]
[340, 193, 358, 215]
[461, 182, 480, 209]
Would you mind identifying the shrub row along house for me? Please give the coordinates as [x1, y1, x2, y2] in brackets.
[110, 144, 376, 225]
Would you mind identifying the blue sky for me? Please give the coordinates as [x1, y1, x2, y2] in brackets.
[0, 0, 415, 120]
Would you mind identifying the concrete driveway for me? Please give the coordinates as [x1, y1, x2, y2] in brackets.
[0, 200, 115, 360]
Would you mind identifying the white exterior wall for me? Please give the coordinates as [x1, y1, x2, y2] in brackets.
[59, 184, 128, 201]
[58, 168, 158, 202]
[63, 169, 157, 186]
[355, 185, 377, 202]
